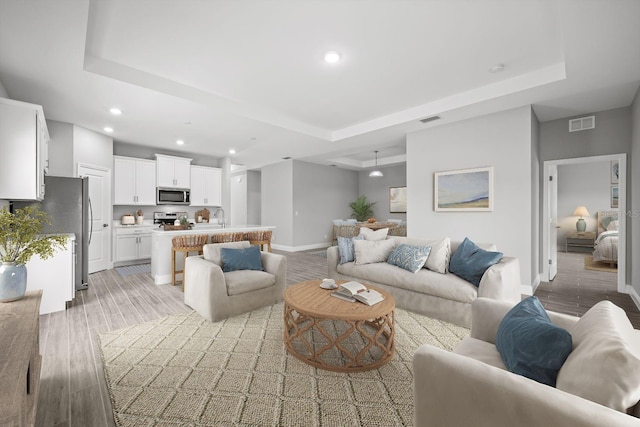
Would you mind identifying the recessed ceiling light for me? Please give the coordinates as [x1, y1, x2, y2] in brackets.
[109, 108, 122, 115]
[176, 140, 184, 145]
[228, 149, 236, 154]
[104, 127, 113, 133]
[489, 64, 505, 73]
[324, 51, 341, 64]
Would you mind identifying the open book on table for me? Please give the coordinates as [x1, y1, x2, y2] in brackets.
[330, 281, 384, 306]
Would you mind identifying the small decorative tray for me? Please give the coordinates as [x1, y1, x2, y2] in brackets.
[163, 224, 189, 231]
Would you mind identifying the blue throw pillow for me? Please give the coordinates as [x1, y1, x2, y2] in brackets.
[496, 296, 572, 387]
[449, 237, 503, 286]
[337, 235, 364, 264]
[387, 244, 431, 273]
[220, 246, 264, 272]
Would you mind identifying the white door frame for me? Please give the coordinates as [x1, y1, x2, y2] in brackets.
[542, 154, 626, 293]
[77, 162, 113, 272]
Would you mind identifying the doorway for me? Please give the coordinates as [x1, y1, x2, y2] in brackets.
[78, 163, 112, 273]
[542, 154, 626, 293]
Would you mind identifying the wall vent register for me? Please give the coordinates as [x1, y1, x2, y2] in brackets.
[568, 116, 595, 132]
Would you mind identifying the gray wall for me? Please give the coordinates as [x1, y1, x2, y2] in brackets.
[556, 161, 611, 245]
[73, 125, 113, 172]
[230, 171, 247, 225]
[0, 78, 8, 98]
[531, 108, 540, 283]
[46, 120, 74, 177]
[540, 107, 632, 283]
[262, 161, 294, 247]
[113, 141, 221, 167]
[407, 106, 536, 286]
[292, 161, 359, 247]
[357, 163, 407, 221]
[632, 89, 640, 295]
[247, 170, 261, 225]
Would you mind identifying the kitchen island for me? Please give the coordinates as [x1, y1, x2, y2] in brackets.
[150, 224, 275, 285]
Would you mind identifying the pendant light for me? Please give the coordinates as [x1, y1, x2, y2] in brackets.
[369, 151, 383, 177]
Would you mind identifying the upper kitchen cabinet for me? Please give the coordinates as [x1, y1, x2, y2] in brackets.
[113, 156, 157, 205]
[0, 97, 49, 200]
[190, 165, 222, 206]
[156, 154, 192, 189]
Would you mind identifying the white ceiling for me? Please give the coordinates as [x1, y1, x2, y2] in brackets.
[1, 0, 639, 171]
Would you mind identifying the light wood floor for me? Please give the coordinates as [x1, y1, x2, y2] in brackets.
[35, 249, 639, 426]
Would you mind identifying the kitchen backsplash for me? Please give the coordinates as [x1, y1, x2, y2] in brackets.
[113, 205, 224, 221]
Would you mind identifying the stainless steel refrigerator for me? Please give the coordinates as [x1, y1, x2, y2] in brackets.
[13, 175, 90, 291]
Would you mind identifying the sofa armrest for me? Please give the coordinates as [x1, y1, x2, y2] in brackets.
[327, 246, 340, 278]
[261, 251, 287, 299]
[477, 256, 521, 303]
[184, 256, 228, 321]
[470, 297, 580, 343]
[413, 345, 640, 427]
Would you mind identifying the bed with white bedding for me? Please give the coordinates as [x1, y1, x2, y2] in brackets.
[592, 210, 619, 265]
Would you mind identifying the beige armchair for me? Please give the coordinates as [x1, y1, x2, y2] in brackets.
[413, 298, 640, 427]
[184, 241, 287, 321]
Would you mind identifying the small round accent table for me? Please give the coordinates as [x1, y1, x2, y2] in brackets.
[283, 280, 395, 372]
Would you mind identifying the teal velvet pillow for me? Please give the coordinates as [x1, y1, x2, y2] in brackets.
[448, 237, 503, 286]
[496, 296, 572, 387]
[220, 246, 263, 272]
[387, 244, 431, 273]
[337, 235, 364, 264]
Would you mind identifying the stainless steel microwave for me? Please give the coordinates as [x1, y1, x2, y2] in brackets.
[156, 187, 190, 205]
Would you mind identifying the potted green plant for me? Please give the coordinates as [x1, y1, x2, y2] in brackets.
[349, 195, 376, 222]
[0, 206, 67, 302]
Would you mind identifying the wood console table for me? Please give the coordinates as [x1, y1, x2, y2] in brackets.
[0, 290, 42, 426]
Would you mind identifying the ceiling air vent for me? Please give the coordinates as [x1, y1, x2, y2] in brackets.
[419, 115, 441, 124]
[568, 116, 595, 132]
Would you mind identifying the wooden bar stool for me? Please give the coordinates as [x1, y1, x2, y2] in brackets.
[172, 235, 208, 289]
[210, 232, 245, 243]
[245, 230, 272, 252]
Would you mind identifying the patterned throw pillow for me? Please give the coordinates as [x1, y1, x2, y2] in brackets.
[337, 235, 364, 264]
[387, 244, 432, 273]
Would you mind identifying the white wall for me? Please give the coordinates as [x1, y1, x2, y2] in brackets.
[358, 163, 407, 221]
[556, 161, 611, 245]
[631, 88, 640, 296]
[531, 109, 540, 285]
[230, 171, 247, 226]
[247, 170, 261, 225]
[262, 161, 294, 247]
[407, 106, 535, 286]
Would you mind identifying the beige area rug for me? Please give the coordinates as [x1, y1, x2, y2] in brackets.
[99, 304, 468, 426]
[584, 255, 618, 273]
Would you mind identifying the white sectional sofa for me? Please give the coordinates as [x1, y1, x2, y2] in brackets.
[327, 236, 521, 327]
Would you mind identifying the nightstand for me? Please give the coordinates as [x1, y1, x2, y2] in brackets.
[566, 231, 596, 253]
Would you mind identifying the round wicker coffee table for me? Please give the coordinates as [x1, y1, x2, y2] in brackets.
[283, 280, 395, 372]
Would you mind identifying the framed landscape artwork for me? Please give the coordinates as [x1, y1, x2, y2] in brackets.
[434, 166, 493, 212]
[611, 185, 619, 208]
[389, 187, 407, 213]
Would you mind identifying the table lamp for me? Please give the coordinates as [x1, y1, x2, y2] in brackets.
[573, 206, 590, 232]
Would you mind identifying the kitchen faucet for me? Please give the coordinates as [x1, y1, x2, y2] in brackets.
[214, 208, 225, 227]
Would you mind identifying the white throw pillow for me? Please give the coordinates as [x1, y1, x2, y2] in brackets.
[556, 301, 640, 412]
[424, 237, 451, 274]
[354, 239, 396, 265]
[359, 227, 389, 241]
[607, 220, 619, 231]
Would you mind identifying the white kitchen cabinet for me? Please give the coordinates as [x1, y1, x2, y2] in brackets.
[156, 154, 192, 188]
[114, 226, 154, 262]
[113, 156, 157, 205]
[190, 165, 222, 206]
[0, 97, 49, 200]
[26, 233, 75, 315]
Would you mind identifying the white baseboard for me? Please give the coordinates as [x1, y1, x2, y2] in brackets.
[628, 286, 640, 311]
[271, 242, 332, 252]
[521, 285, 533, 296]
[530, 274, 541, 294]
[154, 273, 172, 286]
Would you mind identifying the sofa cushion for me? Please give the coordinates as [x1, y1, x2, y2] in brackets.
[203, 241, 251, 266]
[387, 244, 431, 273]
[449, 237, 503, 286]
[496, 296, 572, 387]
[454, 337, 507, 371]
[354, 239, 396, 265]
[556, 301, 640, 412]
[359, 227, 389, 241]
[337, 235, 364, 264]
[220, 246, 264, 272]
[224, 270, 275, 296]
[424, 237, 451, 274]
[337, 261, 477, 303]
